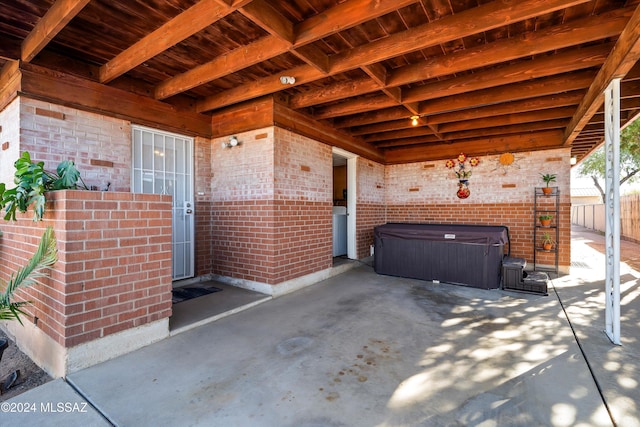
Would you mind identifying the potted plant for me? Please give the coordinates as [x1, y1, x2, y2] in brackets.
[539, 214, 553, 227]
[540, 173, 556, 195]
[540, 231, 555, 251]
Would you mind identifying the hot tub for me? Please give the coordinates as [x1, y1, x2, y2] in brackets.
[374, 223, 509, 289]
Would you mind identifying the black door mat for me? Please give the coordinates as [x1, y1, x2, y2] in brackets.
[172, 285, 223, 304]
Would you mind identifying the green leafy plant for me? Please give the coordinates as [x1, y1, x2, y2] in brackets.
[540, 173, 556, 187]
[539, 214, 554, 221]
[0, 152, 88, 221]
[0, 226, 57, 324]
[540, 173, 557, 187]
[540, 231, 555, 248]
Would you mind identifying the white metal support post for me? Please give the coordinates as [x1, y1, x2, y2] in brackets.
[604, 78, 621, 345]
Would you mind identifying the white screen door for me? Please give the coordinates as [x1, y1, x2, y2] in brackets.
[132, 126, 194, 281]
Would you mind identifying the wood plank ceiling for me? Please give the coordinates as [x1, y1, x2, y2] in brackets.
[1, 0, 640, 164]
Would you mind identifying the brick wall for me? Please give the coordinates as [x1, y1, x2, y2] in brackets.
[273, 128, 333, 280]
[356, 158, 386, 258]
[195, 136, 214, 276]
[0, 190, 172, 347]
[19, 98, 131, 192]
[0, 97, 20, 185]
[210, 128, 276, 283]
[209, 127, 333, 285]
[385, 149, 572, 269]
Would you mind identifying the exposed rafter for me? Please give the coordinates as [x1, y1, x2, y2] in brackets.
[197, 0, 592, 112]
[157, 0, 415, 100]
[2, 0, 638, 163]
[99, 0, 238, 83]
[21, 0, 90, 62]
[564, 4, 640, 146]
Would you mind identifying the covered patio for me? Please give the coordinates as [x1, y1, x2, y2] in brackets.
[1, 0, 640, 381]
[4, 225, 640, 426]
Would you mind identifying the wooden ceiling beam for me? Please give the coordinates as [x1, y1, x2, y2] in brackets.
[294, 0, 418, 46]
[155, 36, 291, 99]
[289, 38, 611, 111]
[367, 110, 572, 143]
[291, 45, 331, 73]
[438, 107, 576, 133]
[99, 0, 235, 84]
[351, 119, 414, 136]
[564, 4, 640, 146]
[313, 94, 397, 119]
[21, 0, 90, 63]
[238, 1, 330, 73]
[163, 0, 411, 106]
[364, 127, 436, 143]
[442, 119, 569, 141]
[313, 71, 593, 120]
[273, 103, 385, 163]
[0, 60, 21, 112]
[239, 0, 294, 42]
[427, 91, 584, 124]
[384, 130, 565, 164]
[210, 96, 277, 137]
[390, 8, 630, 87]
[376, 135, 442, 148]
[19, 63, 211, 137]
[198, 0, 591, 112]
[328, 0, 592, 74]
[402, 43, 611, 104]
[197, 64, 323, 112]
[360, 62, 438, 136]
[0, 60, 19, 89]
[350, 92, 580, 137]
[419, 70, 596, 117]
[290, 76, 380, 109]
[334, 107, 409, 129]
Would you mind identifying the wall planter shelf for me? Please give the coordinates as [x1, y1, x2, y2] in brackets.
[533, 187, 559, 274]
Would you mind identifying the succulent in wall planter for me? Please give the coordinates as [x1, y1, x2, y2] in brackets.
[540, 173, 557, 195]
[541, 231, 555, 251]
[539, 214, 553, 227]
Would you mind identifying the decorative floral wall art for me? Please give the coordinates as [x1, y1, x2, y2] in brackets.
[445, 152, 480, 199]
[493, 152, 520, 175]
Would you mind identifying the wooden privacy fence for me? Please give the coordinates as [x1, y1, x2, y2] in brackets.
[572, 194, 640, 243]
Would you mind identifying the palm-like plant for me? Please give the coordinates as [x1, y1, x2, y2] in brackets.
[0, 226, 57, 324]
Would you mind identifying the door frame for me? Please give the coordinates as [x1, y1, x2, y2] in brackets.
[332, 147, 357, 259]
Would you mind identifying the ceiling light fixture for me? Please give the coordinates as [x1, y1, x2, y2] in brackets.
[280, 76, 296, 85]
[411, 115, 420, 126]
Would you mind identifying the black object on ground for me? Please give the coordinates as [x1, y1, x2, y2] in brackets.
[502, 256, 548, 295]
[172, 285, 223, 304]
[1, 370, 20, 394]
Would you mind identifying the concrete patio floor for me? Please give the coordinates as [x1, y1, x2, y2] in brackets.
[5, 226, 639, 426]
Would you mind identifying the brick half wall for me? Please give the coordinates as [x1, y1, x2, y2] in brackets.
[0, 190, 172, 348]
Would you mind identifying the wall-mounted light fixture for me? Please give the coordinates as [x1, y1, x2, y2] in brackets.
[221, 136, 240, 149]
[410, 115, 420, 126]
[570, 156, 577, 165]
[280, 76, 296, 85]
